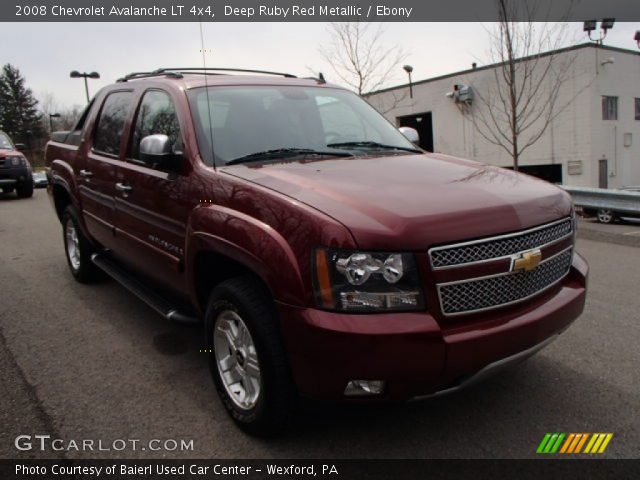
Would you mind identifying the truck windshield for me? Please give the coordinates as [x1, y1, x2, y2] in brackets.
[187, 86, 419, 166]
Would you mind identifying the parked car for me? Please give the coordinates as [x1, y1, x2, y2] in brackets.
[581, 186, 640, 223]
[32, 171, 48, 188]
[45, 69, 588, 435]
[0, 130, 33, 198]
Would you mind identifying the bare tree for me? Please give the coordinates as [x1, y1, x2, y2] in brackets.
[471, 0, 582, 170]
[319, 23, 410, 112]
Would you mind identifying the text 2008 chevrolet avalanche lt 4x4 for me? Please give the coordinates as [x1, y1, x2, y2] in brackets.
[45, 68, 587, 435]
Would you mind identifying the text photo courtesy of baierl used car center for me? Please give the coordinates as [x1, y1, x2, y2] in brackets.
[1, 0, 639, 478]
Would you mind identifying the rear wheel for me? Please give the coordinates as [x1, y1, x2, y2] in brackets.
[204, 276, 296, 436]
[597, 209, 615, 224]
[62, 206, 102, 283]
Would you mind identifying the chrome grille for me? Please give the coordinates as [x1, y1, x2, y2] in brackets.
[438, 248, 572, 316]
[429, 218, 573, 269]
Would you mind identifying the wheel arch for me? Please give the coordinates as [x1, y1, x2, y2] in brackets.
[186, 205, 307, 315]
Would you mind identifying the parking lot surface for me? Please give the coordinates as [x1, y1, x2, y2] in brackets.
[1, 191, 639, 458]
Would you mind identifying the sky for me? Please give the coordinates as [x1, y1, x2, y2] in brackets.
[0, 22, 638, 111]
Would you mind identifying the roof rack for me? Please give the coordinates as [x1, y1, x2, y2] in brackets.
[117, 67, 297, 82]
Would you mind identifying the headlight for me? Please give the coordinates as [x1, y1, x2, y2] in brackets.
[9, 156, 25, 166]
[313, 248, 425, 312]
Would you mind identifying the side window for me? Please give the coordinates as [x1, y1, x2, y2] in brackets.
[93, 91, 133, 155]
[130, 90, 182, 163]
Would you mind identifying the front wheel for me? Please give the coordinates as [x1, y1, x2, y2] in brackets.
[597, 209, 616, 224]
[204, 276, 296, 436]
[16, 177, 33, 198]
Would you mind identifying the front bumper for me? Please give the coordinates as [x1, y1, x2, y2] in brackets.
[0, 165, 31, 188]
[278, 252, 588, 402]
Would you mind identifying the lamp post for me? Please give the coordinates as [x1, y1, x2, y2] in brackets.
[70, 70, 100, 103]
[403, 64, 414, 99]
[48, 113, 61, 132]
[583, 18, 615, 45]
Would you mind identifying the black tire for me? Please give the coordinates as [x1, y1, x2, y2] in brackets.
[204, 276, 296, 436]
[62, 205, 102, 283]
[16, 177, 33, 198]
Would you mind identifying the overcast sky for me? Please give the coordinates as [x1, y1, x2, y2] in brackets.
[0, 22, 638, 110]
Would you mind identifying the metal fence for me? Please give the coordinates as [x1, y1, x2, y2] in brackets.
[562, 186, 640, 215]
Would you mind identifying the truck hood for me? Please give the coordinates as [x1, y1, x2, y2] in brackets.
[223, 153, 572, 250]
[0, 148, 21, 156]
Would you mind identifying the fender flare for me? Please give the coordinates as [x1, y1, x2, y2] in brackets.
[185, 204, 305, 307]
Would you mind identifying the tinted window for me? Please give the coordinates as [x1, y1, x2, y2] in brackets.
[635, 98, 640, 121]
[93, 91, 133, 155]
[130, 90, 182, 162]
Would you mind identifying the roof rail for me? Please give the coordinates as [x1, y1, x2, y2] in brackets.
[117, 67, 297, 82]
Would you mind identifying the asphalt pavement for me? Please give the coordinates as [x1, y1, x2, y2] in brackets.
[1, 190, 639, 459]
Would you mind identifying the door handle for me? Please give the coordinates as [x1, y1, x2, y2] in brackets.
[79, 169, 93, 178]
[115, 182, 133, 193]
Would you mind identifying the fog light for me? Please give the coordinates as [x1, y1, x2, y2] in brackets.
[344, 380, 385, 396]
[340, 291, 420, 309]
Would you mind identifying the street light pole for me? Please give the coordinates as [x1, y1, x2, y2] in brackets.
[403, 65, 414, 99]
[583, 18, 615, 46]
[49, 113, 61, 133]
[70, 70, 100, 103]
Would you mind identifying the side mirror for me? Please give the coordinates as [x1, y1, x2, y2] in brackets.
[14, 143, 26, 151]
[139, 134, 181, 171]
[399, 127, 419, 144]
[398, 127, 420, 144]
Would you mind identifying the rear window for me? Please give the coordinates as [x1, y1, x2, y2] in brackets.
[93, 91, 133, 155]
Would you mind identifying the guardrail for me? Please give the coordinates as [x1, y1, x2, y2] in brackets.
[562, 186, 640, 214]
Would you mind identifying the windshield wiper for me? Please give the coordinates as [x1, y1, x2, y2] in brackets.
[327, 141, 422, 153]
[226, 148, 353, 165]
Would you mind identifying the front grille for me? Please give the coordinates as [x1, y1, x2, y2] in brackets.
[429, 218, 573, 269]
[438, 248, 573, 316]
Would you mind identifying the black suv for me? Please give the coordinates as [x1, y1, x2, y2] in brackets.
[0, 130, 33, 198]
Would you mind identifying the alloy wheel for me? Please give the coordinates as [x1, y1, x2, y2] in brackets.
[213, 310, 262, 410]
[65, 220, 81, 270]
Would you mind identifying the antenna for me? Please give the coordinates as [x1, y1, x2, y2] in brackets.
[199, 21, 216, 171]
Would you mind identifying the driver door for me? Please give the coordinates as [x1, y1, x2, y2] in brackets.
[112, 89, 189, 294]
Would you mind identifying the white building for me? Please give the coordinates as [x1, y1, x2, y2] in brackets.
[367, 43, 640, 188]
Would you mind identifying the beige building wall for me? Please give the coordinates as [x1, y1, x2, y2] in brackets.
[367, 44, 640, 188]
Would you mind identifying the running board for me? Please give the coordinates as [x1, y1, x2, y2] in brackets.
[91, 253, 200, 325]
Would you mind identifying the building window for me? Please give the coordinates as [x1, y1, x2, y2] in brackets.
[635, 98, 640, 121]
[602, 96, 617, 120]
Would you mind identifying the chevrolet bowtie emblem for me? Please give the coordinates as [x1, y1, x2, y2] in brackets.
[512, 249, 542, 272]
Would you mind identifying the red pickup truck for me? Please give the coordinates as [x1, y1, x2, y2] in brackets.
[45, 68, 587, 436]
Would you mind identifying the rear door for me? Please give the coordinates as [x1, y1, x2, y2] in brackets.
[79, 90, 134, 248]
[113, 88, 190, 294]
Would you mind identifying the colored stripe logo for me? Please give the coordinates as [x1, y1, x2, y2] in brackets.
[537, 433, 613, 454]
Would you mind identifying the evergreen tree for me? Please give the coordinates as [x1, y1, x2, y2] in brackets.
[0, 64, 43, 146]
